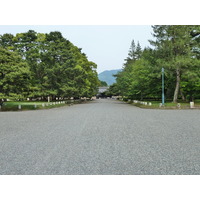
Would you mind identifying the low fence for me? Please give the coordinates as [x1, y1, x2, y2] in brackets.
[127, 99, 197, 109]
[0, 99, 89, 111]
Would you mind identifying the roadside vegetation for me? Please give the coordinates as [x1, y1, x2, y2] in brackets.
[0, 99, 91, 111]
[106, 26, 200, 105]
[0, 30, 99, 109]
[1, 26, 200, 111]
[122, 98, 200, 109]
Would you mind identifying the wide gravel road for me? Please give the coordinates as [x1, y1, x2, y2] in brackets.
[0, 99, 200, 175]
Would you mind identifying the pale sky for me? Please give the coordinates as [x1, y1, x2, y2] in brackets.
[0, 25, 153, 73]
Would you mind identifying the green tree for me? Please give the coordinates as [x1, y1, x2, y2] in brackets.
[113, 26, 200, 102]
[0, 47, 31, 105]
[105, 83, 120, 97]
[0, 33, 14, 50]
[127, 39, 136, 60]
[150, 25, 200, 102]
[0, 30, 100, 101]
[100, 80, 108, 87]
[135, 41, 142, 60]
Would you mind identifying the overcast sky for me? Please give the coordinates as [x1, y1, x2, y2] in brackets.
[0, 25, 154, 73]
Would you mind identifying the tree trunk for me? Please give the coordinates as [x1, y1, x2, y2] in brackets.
[173, 69, 180, 103]
[180, 88, 186, 101]
[0, 99, 3, 106]
[140, 92, 143, 101]
[190, 95, 194, 102]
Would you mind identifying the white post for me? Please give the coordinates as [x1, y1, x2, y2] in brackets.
[48, 96, 50, 103]
[34, 104, 37, 108]
[190, 102, 194, 108]
[18, 105, 21, 110]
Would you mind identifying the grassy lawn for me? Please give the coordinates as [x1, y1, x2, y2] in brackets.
[0, 99, 86, 111]
[127, 100, 200, 109]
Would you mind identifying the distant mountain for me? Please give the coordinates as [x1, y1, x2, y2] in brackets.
[98, 69, 121, 86]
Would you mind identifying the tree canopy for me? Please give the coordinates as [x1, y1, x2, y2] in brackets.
[108, 25, 200, 102]
[0, 30, 99, 102]
[99, 80, 108, 87]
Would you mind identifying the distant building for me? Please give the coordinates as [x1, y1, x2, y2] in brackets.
[98, 87, 109, 94]
[97, 87, 109, 98]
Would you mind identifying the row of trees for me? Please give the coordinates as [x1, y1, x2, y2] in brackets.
[107, 26, 200, 102]
[0, 30, 99, 104]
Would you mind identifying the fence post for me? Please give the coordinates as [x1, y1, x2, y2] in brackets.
[190, 102, 194, 108]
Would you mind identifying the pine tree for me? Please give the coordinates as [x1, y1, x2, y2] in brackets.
[150, 25, 198, 102]
[128, 39, 136, 60]
[135, 42, 142, 60]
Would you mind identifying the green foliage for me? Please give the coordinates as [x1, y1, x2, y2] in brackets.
[100, 80, 108, 87]
[0, 47, 31, 103]
[149, 25, 200, 102]
[106, 83, 120, 96]
[125, 40, 142, 66]
[113, 26, 200, 102]
[0, 30, 99, 102]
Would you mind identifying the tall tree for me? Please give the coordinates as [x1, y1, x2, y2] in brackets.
[135, 41, 142, 60]
[127, 39, 136, 60]
[0, 30, 99, 101]
[0, 47, 31, 105]
[112, 26, 200, 102]
[0, 33, 14, 50]
[150, 25, 199, 102]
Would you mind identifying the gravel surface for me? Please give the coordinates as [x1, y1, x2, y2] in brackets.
[0, 99, 200, 175]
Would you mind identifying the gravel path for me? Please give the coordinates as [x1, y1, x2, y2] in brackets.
[0, 99, 200, 174]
